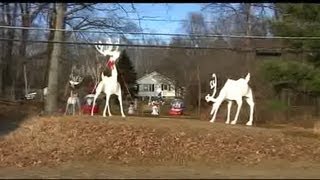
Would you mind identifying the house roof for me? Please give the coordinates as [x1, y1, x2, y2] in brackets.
[137, 71, 175, 84]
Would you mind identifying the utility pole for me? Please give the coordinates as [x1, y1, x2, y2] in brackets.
[45, 3, 66, 114]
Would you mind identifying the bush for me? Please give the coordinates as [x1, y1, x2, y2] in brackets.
[259, 60, 320, 94]
[265, 99, 289, 112]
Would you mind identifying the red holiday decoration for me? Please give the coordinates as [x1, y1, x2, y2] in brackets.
[82, 104, 99, 114]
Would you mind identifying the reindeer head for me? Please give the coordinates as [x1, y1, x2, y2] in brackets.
[69, 65, 84, 88]
[95, 37, 121, 70]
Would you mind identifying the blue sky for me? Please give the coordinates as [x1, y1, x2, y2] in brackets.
[124, 3, 274, 35]
[128, 3, 205, 34]
[64, 3, 274, 43]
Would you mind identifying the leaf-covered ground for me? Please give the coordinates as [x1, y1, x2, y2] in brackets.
[1, 115, 320, 168]
[1, 102, 320, 178]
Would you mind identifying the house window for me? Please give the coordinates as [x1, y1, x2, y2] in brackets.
[162, 84, 171, 91]
[141, 84, 154, 92]
[143, 84, 149, 92]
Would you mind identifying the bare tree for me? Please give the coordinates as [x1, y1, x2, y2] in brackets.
[202, 3, 274, 36]
[45, 3, 66, 114]
[132, 37, 168, 76]
[19, 3, 48, 96]
[2, 3, 19, 99]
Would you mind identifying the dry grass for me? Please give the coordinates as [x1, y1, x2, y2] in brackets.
[0, 115, 320, 168]
[1, 102, 320, 169]
[313, 121, 320, 135]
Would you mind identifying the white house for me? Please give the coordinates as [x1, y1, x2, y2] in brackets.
[136, 71, 183, 99]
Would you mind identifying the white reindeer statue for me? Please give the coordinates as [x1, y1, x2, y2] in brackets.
[90, 37, 126, 118]
[205, 73, 255, 126]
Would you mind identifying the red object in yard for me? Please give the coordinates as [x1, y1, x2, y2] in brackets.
[169, 108, 183, 115]
[82, 104, 99, 114]
[169, 98, 185, 116]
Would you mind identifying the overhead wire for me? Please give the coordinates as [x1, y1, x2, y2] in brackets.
[0, 37, 319, 52]
[1, 25, 320, 40]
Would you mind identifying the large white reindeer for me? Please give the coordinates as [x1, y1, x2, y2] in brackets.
[205, 73, 255, 126]
[90, 37, 126, 118]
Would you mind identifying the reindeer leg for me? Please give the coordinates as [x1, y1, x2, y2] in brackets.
[231, 99, 243, 125]
[91, 95, 98, 116]
[117, 89, 126, 118]
[210, 103, 221, 123]
[65, 103, 69, 115]
[106, 94, 112, 117]
[103, 95, 108, 117]
[72, 104, 75, 116]
[91, 83, 103, 116]
[77, 99, 81, 115]
[245, 91, 254, 126]
[226, 101, 232, 124]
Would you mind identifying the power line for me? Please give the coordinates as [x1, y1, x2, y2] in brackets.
[128, 18, 217, 24]
[0, 37, 227, 50]
[2, 25, 320, 40]
[0, 37, 319, 52]
[4, 11, 320, 26]
[0, 12, 218, 24]
[3, 10, 320, 27]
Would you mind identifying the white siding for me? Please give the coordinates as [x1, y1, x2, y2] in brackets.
[137, 72, 176, 98]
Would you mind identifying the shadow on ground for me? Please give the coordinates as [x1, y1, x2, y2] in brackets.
[0, 106, 29, 137]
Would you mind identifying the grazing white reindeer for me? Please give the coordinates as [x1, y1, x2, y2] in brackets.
[65, 91, 81, 115]
[205, 73, 255, 126]
[90, 37, 126, 118]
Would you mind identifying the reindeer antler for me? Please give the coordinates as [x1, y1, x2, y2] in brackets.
[205, 73, 218, 103]
[210, 73, 217, 98]
[95, 37, 121, 63]
[69, 74, 83, 88]
[95, 37, 113, 57]
[69, 65, 84, 88]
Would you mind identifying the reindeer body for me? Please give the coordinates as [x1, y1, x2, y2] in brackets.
[206, 73, 254, 126]
[91, 71, 125, 117]
[90, 37, 125, 118]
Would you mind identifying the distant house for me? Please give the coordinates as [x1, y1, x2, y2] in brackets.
[136, 71, 183, 99]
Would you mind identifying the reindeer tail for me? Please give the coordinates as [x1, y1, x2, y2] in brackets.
[245, 73, 250, 83]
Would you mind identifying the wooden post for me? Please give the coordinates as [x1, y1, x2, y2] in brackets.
[23, 63, 28, 96]
[286, 89, 291, 121]
[315, 96, 320, 117]
[197, 64, 201, 117]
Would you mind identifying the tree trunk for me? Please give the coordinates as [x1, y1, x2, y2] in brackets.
[23, 64, 28, 96]
[4, 3, 18, 100]
[44, 3, 56, 88]
[45, 3, 66, 114]
[0, 3, 4, 95]
[20, 3, 31, 96]
[273, 3, 280, 21]
[244, 3, 253, 71]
